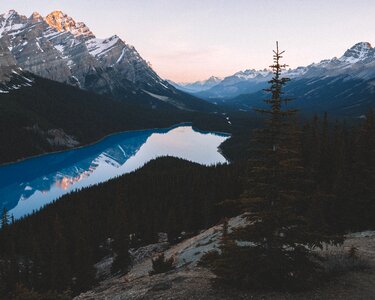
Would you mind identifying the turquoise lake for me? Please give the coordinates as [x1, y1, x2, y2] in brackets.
[0, 125, 229, 219]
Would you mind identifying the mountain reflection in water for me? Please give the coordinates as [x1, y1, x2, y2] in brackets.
[0, 125, 229, 219]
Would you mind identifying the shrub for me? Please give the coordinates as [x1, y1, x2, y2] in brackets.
[149, 253, 174, 275]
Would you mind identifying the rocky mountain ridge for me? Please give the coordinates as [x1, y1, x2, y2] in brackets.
[0, 9, 212, 111]
[187, 42, 375, 101]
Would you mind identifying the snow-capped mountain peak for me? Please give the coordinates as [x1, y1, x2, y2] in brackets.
[0, 9, 206, 111]
[339, 42, 373, 63]
[0, 9, 162, 89]
[0, 9, 27, 37]
[234, 69, 271, 80]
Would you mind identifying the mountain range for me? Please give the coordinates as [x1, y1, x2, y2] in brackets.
[169, 76, 222, 93]
[1, 8, 375, 126]
[174, 42, 375, 116]
[0, 10, 214, 111]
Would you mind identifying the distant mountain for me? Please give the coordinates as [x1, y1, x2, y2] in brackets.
[0, 10, 214, 111]
[170, 76, 222, 93]
[193, 68, 307, 101]
[229, 75, 375, 118]
[198, 42, 375, 116]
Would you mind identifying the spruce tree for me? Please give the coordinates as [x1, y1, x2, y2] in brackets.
[1, 208, 9, 228]
[209, 42, 338, 291]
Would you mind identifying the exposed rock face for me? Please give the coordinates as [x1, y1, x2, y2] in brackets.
[24, 125, 80, 148]
[0, 11, 23, 82]
[1, 10, 75, 83]
[340, 42, 374, 64]
[46, 128, 80, 148]
[0, 36, 33, 92]
[75, 219, 375, 300]
[191, 41, 375, 101]
[0, 40, 18, 82]
[45, 10, 95, 42]
[0, 9, 190, 108]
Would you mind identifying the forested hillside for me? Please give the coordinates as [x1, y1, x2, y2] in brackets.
[0, 109, 374, 298]
[0, 158, 244, 297]
[0, 75, 228, 164]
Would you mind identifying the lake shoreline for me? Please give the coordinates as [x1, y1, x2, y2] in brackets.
[2, 125, 230, 219]
[0, 122, 231, 168]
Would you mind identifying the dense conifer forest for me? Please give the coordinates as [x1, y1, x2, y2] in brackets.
[0, 158, 244, 297]
[0, 50, 375, 299]
[0, 107, 374, 297]
[1, 3, 375, 298]
[0, 75, 230, 165]
[202, 44, 375, 290]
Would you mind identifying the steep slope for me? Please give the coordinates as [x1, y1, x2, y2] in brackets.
[0, 10, 214, 111]
[194, 42, 375, 116]
[0, 72, 225, 164]
[228, 75, 375, 117]
[301, 42, 375, 79]
[0, 40, 34, 92]
[76, 220, 375, 300]
[190, 42, 374, 98]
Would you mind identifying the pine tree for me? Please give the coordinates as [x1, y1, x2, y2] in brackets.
[1, 208, 9, 228]
[209, 42, 338, 291]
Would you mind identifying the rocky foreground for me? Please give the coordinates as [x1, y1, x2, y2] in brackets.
[75, 217, 375, 300]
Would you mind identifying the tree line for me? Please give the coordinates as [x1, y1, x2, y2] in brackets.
[0, 59, 374, 297]
[203, 42, 375, 291]
[0, 108, 373, 297]
[0, 158, 244, 297]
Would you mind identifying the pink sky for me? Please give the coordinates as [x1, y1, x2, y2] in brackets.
[1, 0, 375, 82]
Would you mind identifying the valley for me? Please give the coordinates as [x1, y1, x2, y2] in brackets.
[172, 42, 375, 117]
[0, 125, 229, 219]
[0, 3, 375, 300]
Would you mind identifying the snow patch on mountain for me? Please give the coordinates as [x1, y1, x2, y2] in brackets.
[0, 10, 27, 37]
[143, 90, 170, 102]
[86, 36, 121, 57]
[234, 69, 271, 80]
[0, 9, 196, 110]
[0, 69, 34, 93]
[339, 42, 373, 64]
